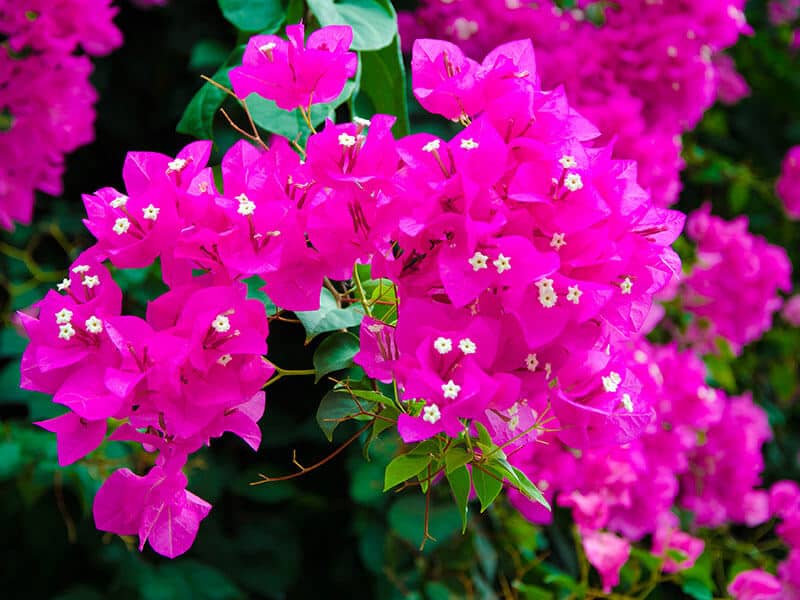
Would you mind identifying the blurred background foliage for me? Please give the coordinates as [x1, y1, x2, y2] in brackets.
[1, 0, 799, 598]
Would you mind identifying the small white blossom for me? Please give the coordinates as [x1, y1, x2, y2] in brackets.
[258, 41, 277, 53]
[110, 194, 128, 208]
[82, 275, 100, 289]
[212, 314, 231, 333]
[71, 264, 90, 274]
[602, 371, 622, 393]
[166, 157, 187, 173]
[422, 404, 441, 424]
[217, 353, 233, 366]
[353, 116, 371, 127]
[84, 315, 103, 334]
[566, 285, 582, 305]
[620, 276, 633, 295]
[142, 204, 160, 221]
[535, 277, 554, 291]
[550, 232, 566, 250]
[458, 338, 476, 355]
[460, 137, 479, 150]
[56, 278, 71, 292]
[422, 139, 441, 153]
[338, 133, 357, 147]
[620, 393, 634, 413]
[58, 323, 76, 341]
[538, 288, 557, 308]
[433, 336, 453, 354]
[525, 353, 539, 372]
[492, 253, 511, 274]
[697, 386, 717, 404]
[112, 217, 131, 235]
[468, 251, 489, 272]
[558, 155, 577, 169]
[564, 172, 583, 192]
[667, 45, 678, 57]
[237, 199, 256, 216]
[55, 308, 73, 324]
[452, 17, 479, 40]
[441, 379, 461, 399]
[366, 323, 384, 334]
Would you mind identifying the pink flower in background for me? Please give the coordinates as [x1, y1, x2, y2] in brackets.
[582, 531, 631, 593]
[776, 146, 800, 219]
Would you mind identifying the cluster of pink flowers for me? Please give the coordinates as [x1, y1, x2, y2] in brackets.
[0, 0, 124, 229]
[20, 25, 687, 557]
[776, 145, 800, 219]
[506, 341, 774, 592]
[399, 0, 751, 207]
[729, 480, 800, 599]
[679, 204, 792, 354]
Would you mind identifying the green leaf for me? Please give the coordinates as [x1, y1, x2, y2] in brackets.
[295, 287, 364, 342]
[177, 46, 245, 140]
[247, 80, 356, 143]
[474, 421, 493, 450]
[313, 332, 360, 381]
[446, 465, 470, 533]
[472, 466, 503, 512]
[218, 0, 284, 32]
[0, 441, 23, 480]
[444, 446, 472, 474]
[355, 35, 410, 137]
[512, 582, 555, 600]
[681, 580, 713, 600]
[351, 389, 394, 406]
[383, 453, 432, 491]
[315, 390, 362, 441]
[387, 494, 462, 552]
[306, 0, 396, 51]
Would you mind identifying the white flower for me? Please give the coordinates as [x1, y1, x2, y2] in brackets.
[468, 251, 489, 272]
[493, 254, 511, 274]
[566, 285, 582, 305]
[620, 393, 634, 413]
[535, 277, 554, 291]
[58, 323, 76, 341]
[558, 155, 577, 169]
[441, 379, 461, 399]
[112, 217, 131, 235]
[538, 288, 557, 308]
[110, 194, 128, 208]
[71, 264, 90, 274]
[237, 199, 256, 216]
[142, 204, 160, 221]
[84, 315, 103, 334]
[564, 172, 583, 192]
[56, 278, 71, 292]
[82, 275, 100, 288]
[525, 353, 539, 372]
[366, 323, 384, 334]
[602, 371, 622, 393]
[452, 16, 479, 40]
[460, 137, 479, 150]
[353, 116, 371, 127]
[433, 336, 453, 354]
[217, 353, 233, 366]
[667, 45, 678, 57]
[422, 139, 441, 153]
[258, 41, 277, 53]
[422, 404, 441, 424]
[55, 308, 73, 324]
[166, 157, 187, 173]
[550, 232, 566, 250]
[458, 338, 476, 355]
[338, 133, 357, 147]
[620, 276, 633, 295]
[212, 314, 231, 333]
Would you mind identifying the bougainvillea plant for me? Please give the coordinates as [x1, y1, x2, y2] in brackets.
[10, 1, 800, 598]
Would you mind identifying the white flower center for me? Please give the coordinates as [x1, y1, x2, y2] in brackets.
[353, 116, 371, 127]
[564, 172, 583, 192]
[422, 404, 441, 424]
[433, 336, 453, 354]
[558, 155, 577, 169]
[84, 315, 103, 334]
[259, 41, 277, 53]
[602, 371, 622, 393]
[620, 393, 634, 413]
[56, 278, 71, 292]
[212, 314, 231, 333]
[458, 338, 476, 355]
[142, 204, 160, 221]
[550, 232, 566, 250]
[422, 139, 441, 153]
[58, 323, 76, 341]
[112, 217, 131, 235]
[167, 158, 187, 173]
[217, 353, 233, 366]
[441, 379, 461, 399]
[566, 285, 582, 305]
[493, 254, 511, 274]
[82, 275, 100, 288]
[460, 137, 479, 150]
[236, 193, 256, 216]
[525, 353, 539, 372]
[71, 264, 90, 274]
[620, 277, 633, 295]
[110, 194, 128, 208]
[338, 133, 357, 147]
[468, 251, 489, 272]
[55, 308, 73, 324]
